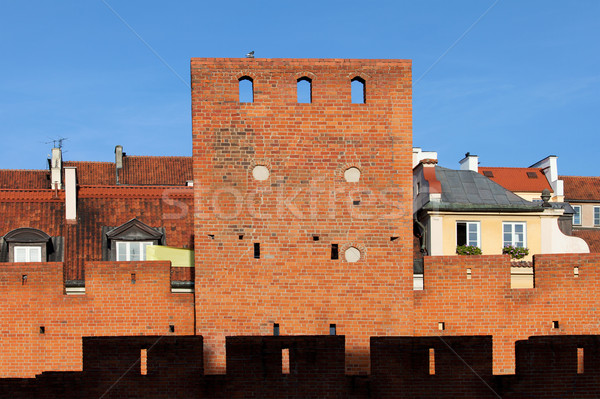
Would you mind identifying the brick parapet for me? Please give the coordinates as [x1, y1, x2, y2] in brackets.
[0, 261, 194, 378]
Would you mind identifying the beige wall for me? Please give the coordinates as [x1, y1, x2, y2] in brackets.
[572, 202, 600, 228]
[437, 212, 542, 261]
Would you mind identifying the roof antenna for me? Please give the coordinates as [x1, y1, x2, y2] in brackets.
[45, 137, 68, 149]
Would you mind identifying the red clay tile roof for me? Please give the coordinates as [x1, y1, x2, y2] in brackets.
[560, 176, 600, 201]
[478, 167, 552, 193]
[120, 156, 193, 186]
[0, 170, 50, 189]
[63, 161, 115, 185]
[572, 229, 600, 253]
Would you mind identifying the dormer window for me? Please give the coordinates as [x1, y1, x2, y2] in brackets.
[14, 246, 42, 262]
[116, 241, 153, 261]
[3, 228, 56, 263]
[104, 219, 164, 261]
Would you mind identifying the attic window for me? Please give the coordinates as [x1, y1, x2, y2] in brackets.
[104, 219, 163, 261]
[4, 227, 53, 263]
[483, 171, 494, 178]
[526, 172, 538, 179]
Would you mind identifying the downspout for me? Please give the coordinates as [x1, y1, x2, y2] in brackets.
[414, 217, 428, 255]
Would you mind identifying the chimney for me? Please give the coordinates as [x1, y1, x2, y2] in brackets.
[459, 152, 478, 173]
[64, 167, 77, 222]
[115, 145, 124, 184]
[50, 147, 62, 189]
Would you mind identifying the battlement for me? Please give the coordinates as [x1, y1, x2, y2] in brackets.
[3, 334, 600, 398]
[0, 261, 194, 378]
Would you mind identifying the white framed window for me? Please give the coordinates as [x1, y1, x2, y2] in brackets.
[503, 222, 526, 248]
[456, 221, 480, 247]
[116, 241, 153, 261]
[14, 246, 42, 262]
[594, 207, 600, 227]
[573, 205, 581, 225]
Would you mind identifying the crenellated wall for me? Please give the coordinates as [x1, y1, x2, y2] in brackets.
[0, 261, 194, 378]
[414, 253, 600, 374]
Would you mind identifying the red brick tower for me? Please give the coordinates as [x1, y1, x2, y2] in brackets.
[191, 58, 413, 373]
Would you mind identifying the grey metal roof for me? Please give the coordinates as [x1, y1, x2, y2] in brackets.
[550, 202, 575, 214]
[422, 166, 542, 212]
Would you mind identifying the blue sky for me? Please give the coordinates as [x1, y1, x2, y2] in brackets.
[0, 1, 598, 175]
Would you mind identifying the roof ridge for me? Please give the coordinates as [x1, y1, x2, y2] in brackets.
[124, 155, 192, 159]
[0, 169, 48, 172]
[64, 160, 114, 164]
[560, 175, 600, 179]
[479, 166, 542, 170]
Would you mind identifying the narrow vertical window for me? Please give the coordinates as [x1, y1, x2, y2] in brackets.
[282, 348, 290, 374]
[239, 76, 254, 103]
[140, 349, 147, 375]
[594, 207, 600, 226]
[297, 77, 312, 103]
[429, 348, 435, 375]
[351, 77, 365, 104]
[577, 347, 584, 374]
[331, 244, 339, 260]
[254, 243, 260, 259]
[329, 324, 337, 335]
[273, 323, 280, 336]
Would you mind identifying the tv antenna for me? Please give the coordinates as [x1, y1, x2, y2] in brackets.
[45, 137, 68, 149]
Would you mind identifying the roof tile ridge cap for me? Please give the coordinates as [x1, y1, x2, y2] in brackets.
[0, 169, 48, 172]
[479, 166, 542, 170]
[0, 188, 52, 192]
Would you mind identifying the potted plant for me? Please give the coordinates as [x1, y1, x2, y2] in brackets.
[456, 245, 482, 255]
[502, 245, 529, 259]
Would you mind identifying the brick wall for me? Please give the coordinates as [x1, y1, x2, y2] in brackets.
[0, 261, 194, 378]
[191, 58, 414, 373]
[414, 253, 600, 374]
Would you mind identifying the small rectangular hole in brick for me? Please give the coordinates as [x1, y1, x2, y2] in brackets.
[254, 243, 260, 259]
[282, 348, 290, 374]
[353, 200, 360, 206]
[208, 234, 215, 239]
[238, 234, 244, 240]
[39, 326, 45, 334]
[131, 273, 136, 284]
[273, 323, 280, 336]
[169, 325, 175, 333]
[331, 244, 339, 260]
[467, 268, 472, 279]
[330, 324, 336, 335]
[438, 322, 445, 331]
[574, 267, 579, 278]
[552, 320, 559, 329]
[577, 347, 584, 374]
[390, 237, 399, 241]
[22, 274, 28, 285]
[429, 348, 435, 375]
[312, 235, 319, 241]
[140, 349, 147, 375]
